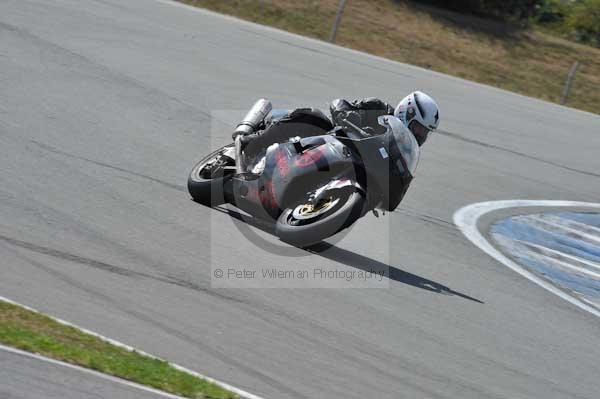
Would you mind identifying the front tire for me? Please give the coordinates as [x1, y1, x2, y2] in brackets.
[275, 189, 365, 247]
[188, 144, 235, 206]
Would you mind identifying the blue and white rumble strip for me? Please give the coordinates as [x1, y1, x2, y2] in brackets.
[454, 200, 600, 318]
[491, 212, 600, 311]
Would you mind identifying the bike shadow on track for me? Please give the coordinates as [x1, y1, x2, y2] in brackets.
[307, 242, 483, 303]
[212, 205, 484, 304]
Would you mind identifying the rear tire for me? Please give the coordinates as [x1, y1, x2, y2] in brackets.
[275, 189, 365, 247]
[188, 144, 235, 206]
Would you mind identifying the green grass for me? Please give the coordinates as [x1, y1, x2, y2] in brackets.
[0, 301, 237, 399]
[182, 0, 600, 115]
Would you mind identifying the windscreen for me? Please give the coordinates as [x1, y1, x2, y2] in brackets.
[378, 115, 420, 175]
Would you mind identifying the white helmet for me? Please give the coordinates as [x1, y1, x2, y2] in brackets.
[394, 91, 440, 146]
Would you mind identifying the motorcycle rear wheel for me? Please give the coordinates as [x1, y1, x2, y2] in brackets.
[275, 188, 365, 247]
[187, 144, 235, 206]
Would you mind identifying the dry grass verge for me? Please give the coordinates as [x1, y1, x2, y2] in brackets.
[183, 0, 600, 114]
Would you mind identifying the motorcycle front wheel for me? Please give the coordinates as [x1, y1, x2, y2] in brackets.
[275, 188, 365, 247]
[187, 144, 235, 206]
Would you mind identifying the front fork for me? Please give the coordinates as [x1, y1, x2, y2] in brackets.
[235, 135, 245, 175]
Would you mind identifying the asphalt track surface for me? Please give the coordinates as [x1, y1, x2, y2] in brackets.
[0, 346, 183, 399]
[1, 0, 599, 398]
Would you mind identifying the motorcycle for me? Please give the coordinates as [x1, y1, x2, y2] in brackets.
[188, 99, 419, 247]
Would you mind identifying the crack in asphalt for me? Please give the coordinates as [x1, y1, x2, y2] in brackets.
[437, 129, 600, 179]
[0, 20, 214, 123]
[394, 208, 457, 232]
[0, 232, 244, 305]
[29, 140, 186, 192]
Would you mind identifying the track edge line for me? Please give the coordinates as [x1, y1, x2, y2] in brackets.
[0, 295, 266, 399]
[0, 344, 189, 399]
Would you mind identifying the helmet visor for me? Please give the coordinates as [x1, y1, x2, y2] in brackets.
[408, 120, 430, 146]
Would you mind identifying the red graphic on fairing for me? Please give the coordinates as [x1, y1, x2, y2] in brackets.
[243, 185, 260, 202]
[294, 146, 327, 168]
[259, 180, 278, 210]
[274, 149, 290, 177]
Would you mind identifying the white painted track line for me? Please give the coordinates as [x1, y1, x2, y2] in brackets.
[527, 215, 600, 245]
[0, 345, 188, 399]
[514, 239, 600, 272]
